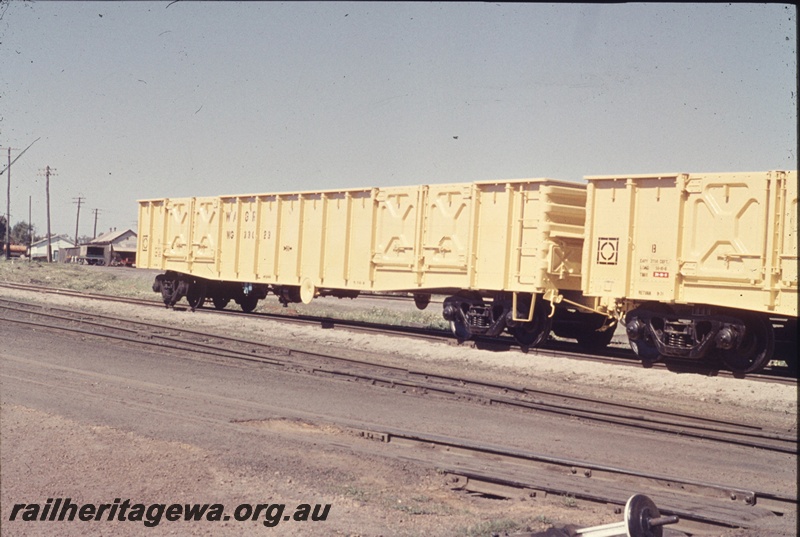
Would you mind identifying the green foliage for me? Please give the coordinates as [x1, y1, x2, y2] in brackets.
[10, 221, 36, 245]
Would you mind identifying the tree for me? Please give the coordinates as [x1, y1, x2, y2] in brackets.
[0, 215, 6, 245]
[10, 221, 36, 246]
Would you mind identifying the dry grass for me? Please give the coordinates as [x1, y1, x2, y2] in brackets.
[0, 259, 449, 329]
[0, 259, 157, 299]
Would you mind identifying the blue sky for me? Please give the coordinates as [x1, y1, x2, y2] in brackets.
[1, 2, 796, 239]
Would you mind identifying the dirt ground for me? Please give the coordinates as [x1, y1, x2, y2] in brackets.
[1, 275, 797, 536]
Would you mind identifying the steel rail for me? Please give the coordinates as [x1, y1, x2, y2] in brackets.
[1, 299, 795, 455]
[0, 281, 796, 384]
[5, 346, 792, 536]
[352, 426, 797, 524]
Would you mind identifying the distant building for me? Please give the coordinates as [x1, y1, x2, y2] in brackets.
[74, 228, 138, 266]
[30, 235, 77, 261]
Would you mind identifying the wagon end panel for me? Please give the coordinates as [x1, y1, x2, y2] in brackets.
[776, 171, 798, 315]
[469, 180, 586, 294]
[537, 183, 586, 293]
[582, 178, 634, 302]
[137, 199, 166, 269]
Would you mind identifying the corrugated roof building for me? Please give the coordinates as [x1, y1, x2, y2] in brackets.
[78, 229, 138, 266]
[30, 235, 76, 261]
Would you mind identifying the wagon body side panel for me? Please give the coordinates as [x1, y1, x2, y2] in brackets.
[671, 171, 796, 317]
[187, 196, 220, 280]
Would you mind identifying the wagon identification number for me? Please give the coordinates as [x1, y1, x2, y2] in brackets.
[224, 230, 272, 240]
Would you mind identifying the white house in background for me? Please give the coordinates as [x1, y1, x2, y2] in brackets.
[29, 235, 76, 261]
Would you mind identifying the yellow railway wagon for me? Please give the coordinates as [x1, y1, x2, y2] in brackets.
[139, 178, 612, 347]
[582, 170, 797, 373]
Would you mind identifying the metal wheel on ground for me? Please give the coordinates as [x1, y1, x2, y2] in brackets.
[718, 314, 775, 374]
[414, 293, 431, 310]
[238, 295, 259, 313]
[212, 296, 230, 310]
[186, 281, 207, 311]
[158, 276, 180, 309]
[449, 318, 471, 341]
[575, 321, 618, 350]
[510, 296, 553, 348]
[625, 304, 672, 367]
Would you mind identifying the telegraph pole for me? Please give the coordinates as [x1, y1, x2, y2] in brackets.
[29, 196, 32, 262]
[1, 139, 41, 259]
[39, 166, 57, 262]
[92, 208, 101, 238]
[73, 196, 85, 246]
[5, 147, 10, 259]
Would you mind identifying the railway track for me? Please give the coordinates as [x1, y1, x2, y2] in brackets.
[0, 299, 797, 535]
[350, 427, 796, 535]
[2, 294, 796, 534]
[0, 281, 796, 384]
[1, 297, 794, 456]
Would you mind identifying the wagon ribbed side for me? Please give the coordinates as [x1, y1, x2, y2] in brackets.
[138, 177, 606, 347]
[582, 170, 797, 372]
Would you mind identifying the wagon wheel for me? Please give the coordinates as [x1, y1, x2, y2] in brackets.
[576, 320, 618, 350]
[212, 296, 230, 310]
[511, 316, 553, 348]
[160, 279, 179, 308]
[449, 318, 471, 342]
[239, 294, 259, 313]
[186, 281, 207, 312]
[510, 297, 553, 348]
[625, 303, 671, 367]
[414, 293, 431, 310]
[718, 315, 774, 375]
[629, 338, 661, 367]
